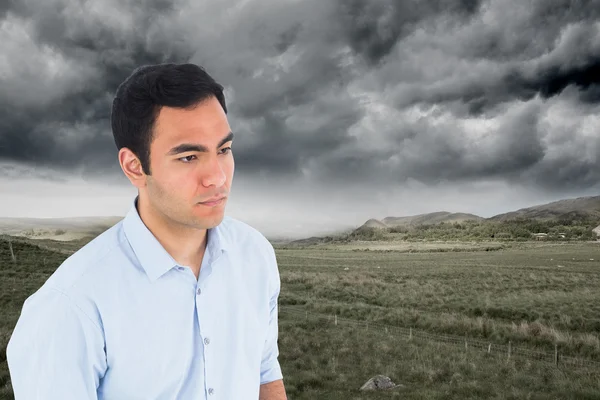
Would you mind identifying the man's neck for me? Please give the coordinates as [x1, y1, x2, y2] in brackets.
[136, 196, 208, 276]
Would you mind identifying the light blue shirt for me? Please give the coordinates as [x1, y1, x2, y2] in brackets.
[7, 196, 283, 399]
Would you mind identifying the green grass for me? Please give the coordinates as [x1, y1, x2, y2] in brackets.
[276, 242, 600, 361]
[278, 315, 600, 399]
[0, 238, 68, 399]
[1, 237, 600, 398]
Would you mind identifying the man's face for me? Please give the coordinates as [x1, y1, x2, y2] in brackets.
[144, 96, 234, 230]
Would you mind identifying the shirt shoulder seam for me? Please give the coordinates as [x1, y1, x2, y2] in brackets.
[48, 287, 104, 335]
[58, 231, 123, 291]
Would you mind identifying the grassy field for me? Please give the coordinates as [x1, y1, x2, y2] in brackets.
[277, 242, 600, 358]
[274, 241, 600, 398]
[277, 315, 600, 399]
[1, 237, 599, 398]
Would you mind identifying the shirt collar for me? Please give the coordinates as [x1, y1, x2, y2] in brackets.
[122, 195, 229, 282]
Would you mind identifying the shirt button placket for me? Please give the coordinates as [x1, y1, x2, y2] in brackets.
[197, 284, 212, 396]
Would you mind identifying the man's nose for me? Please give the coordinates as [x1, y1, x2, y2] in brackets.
[201, 156, 226, 187]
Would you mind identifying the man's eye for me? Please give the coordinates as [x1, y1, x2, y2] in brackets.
[220, 147, 232, 154]
[179, 155, 196, 163]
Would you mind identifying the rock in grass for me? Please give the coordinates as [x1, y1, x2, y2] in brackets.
[360, 375, 403, 391]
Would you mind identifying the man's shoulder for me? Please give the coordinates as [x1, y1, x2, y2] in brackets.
[219, 215, 273, 251]
[42, 221, 126, 293]
[219, 216, 279, 284]
[18, 222, 126, 324]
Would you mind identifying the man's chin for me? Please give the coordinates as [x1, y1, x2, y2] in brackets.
[191, 213, 225, 230]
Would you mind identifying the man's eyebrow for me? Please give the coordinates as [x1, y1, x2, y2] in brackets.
[166, 132, 234, 156]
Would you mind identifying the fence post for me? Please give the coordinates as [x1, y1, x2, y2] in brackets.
[335, 315, 338, 326]
[8, 238, 16, 263]
[305, 311, 308, 320]
[332, 356, 336, 373]
[488, 344, 491, 354]
[409, 328, 412, 340]
[508, 341, 511, 361]
[465, 338, 468, 351]
[555, 344, 559, 367]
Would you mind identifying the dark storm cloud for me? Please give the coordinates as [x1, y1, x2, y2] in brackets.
[410, 48, 600, 116]
[312, 94, 600, 191]
[336, 0, 481, 65]
[459, 0, 600, 61]
[314, 101, 546, 183]
[234, 85, 363, 176]
[0, 0, 192, 176]
[512, 57, 600, 104]
[274, 23, 303, 54]
[0, 0, 599, 192]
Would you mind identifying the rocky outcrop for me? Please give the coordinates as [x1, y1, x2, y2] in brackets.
[360, 375, 404, 391]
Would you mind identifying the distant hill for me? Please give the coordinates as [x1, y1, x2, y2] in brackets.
[357, 196, 600, 231]
[0, 216, 122, 241]
[362, 218, 389, 229]
[284, 236, 326, 246]
[359, 212, 483, 230]
[383, 212, 484, 227]
[333, 195, 600, 244]
[490, 196, 600, 221]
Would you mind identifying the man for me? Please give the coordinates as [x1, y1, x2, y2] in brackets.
[7, 63, 287, 399]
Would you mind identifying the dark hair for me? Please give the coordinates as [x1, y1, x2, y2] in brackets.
[111, 63, 227, 175]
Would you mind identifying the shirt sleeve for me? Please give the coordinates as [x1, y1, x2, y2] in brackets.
[7, 287, 107, 399]
[259, 243, 284, 385]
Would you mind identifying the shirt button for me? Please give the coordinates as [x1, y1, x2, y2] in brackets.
[177, 266, 185, 271]
[196, 287, 202, 295]
[204, 337, 210, 345]
[208, 388, 214, 395]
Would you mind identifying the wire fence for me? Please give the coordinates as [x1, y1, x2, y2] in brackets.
[279, 305, 600, 370]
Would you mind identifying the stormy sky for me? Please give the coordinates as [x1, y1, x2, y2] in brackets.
[1, 0, 599, 238]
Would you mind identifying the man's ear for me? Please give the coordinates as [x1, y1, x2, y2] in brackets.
[119, 148, 147, 189]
